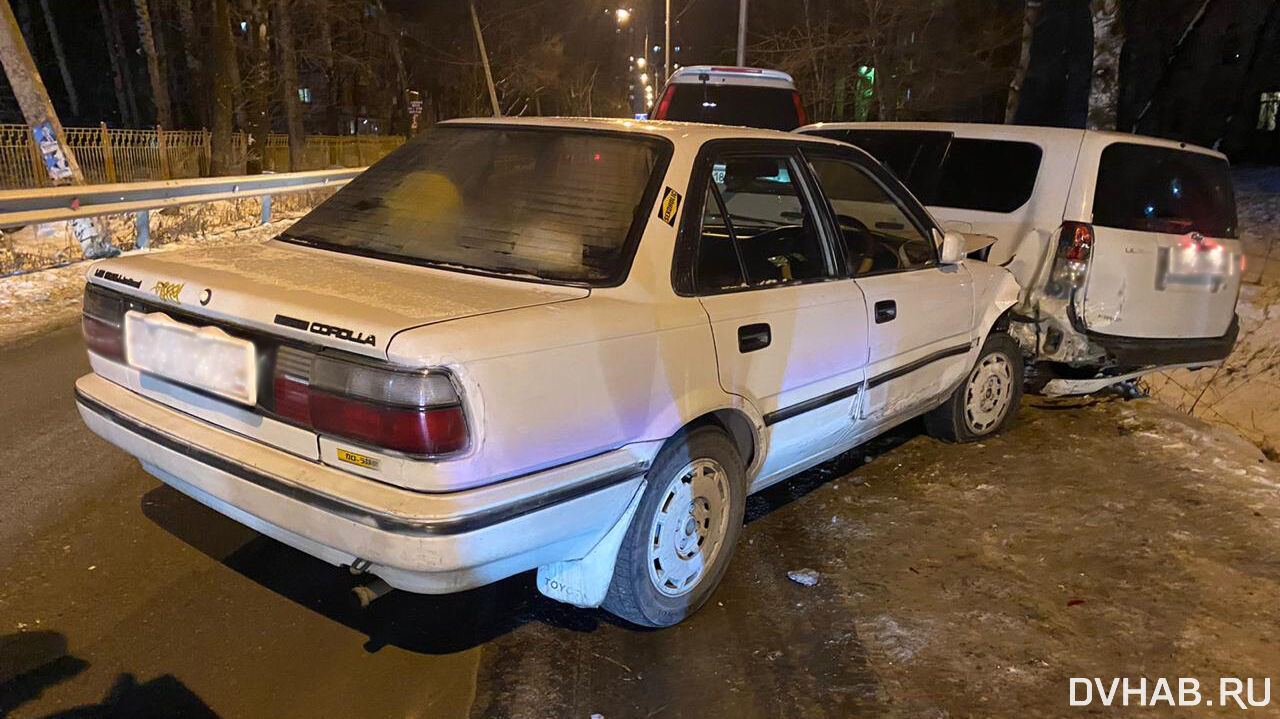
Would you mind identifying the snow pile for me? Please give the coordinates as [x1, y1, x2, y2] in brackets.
[0, 221, 289, 348]
[1146, 168, 1280, 458]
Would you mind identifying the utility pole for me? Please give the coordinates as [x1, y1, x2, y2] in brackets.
[736, 0, 747, 66]
[0, 0, 114, 258]
[664, 0, 670, 81]
[469, 0, 500, 117]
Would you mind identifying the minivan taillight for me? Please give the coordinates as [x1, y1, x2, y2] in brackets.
[272, 347, 468, 456]
[791, 91, 807, 127]
[654, 85, 676, 120]
[1047, 222, 1095, 299]
[82, 284, 125, 360]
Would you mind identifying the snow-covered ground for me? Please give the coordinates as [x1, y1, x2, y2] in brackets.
[1147, 168, 1280, 457]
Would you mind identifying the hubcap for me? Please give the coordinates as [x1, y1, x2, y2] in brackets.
[647, 458, 731, 597]
[963, 352, 1014, 434]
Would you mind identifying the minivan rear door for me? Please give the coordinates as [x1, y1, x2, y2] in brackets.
[1074, 139, 1241, 340]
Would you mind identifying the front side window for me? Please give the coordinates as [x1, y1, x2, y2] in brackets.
[807, 156, 935, 275]
[282, 126, 668, 285]
[693, 154, 832, 291]
[1093, 143, 1237, 238]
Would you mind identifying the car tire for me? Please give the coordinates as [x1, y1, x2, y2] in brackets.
[602, 425, 746, 628]
[925, 332, 1023, 443]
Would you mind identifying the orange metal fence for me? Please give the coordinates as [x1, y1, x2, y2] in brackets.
[0, 124, 403, 189]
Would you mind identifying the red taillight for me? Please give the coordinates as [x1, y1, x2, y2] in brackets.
[271, 347, 468, 457]
[82, 314, 124, 360]
[791, 91, 807, 127]
[82, 284, 126, 359]
[310, 391, 467, 455]
[1063, 222, 1094, 262]
[654, 85, 675, 120]
[1048, 222, 1095, 299]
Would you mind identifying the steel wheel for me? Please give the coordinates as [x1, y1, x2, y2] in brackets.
[646, 458, 731, 598]
[963, 351, 1014, 434]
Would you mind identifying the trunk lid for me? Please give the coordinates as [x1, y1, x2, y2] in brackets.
[87, 239, 589, 358]
[1077, 140, 1240, 340]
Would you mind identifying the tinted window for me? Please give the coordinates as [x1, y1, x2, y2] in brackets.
[933, 139, 1042, 213]
[694, 154, 832, 291]
[283, 126, 666, 285]
[656, 84, 802, 131]
[806, 129, 951, 200]
[808, 157, 935, 275]
[1093, 143, 1237, 238]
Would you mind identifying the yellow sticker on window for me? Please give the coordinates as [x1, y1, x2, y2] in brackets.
[659, 187, 682, 226]
[337, 448, 380, 470]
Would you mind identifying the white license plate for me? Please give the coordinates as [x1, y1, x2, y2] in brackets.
[124, 311, 257, 405]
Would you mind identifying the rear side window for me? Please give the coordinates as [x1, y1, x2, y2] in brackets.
[656, 84, 803, 131]
[1093, 143, 1237, 238]
[803, 131, 1041, 213]
[932, 139, 1042, 213]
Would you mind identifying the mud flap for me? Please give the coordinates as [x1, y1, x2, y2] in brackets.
[536, 480, 647, 608]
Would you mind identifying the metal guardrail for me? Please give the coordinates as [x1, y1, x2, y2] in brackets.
[0, 167, 364, 229]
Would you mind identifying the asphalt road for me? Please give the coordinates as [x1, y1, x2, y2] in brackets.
[3, 326, 1280, 718]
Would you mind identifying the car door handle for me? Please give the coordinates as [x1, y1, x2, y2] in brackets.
[737, 323, 771, 353]
[874, 300, 897, 324]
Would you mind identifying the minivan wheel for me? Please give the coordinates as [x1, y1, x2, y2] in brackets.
[925, 333, 1023, 443]
[602, 426, 746, 628]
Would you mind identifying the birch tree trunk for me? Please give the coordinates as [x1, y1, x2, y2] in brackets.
[1087, 0, 1123, 130]
[209, 0, 236, 175]
[1005, 0, 1042, 123]
[273, 0, 305, 170]
[133, 0, 172, 126]
[37, 0, 77, 117]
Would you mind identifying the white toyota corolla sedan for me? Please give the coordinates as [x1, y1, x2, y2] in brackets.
[76, 118, 1022, 627]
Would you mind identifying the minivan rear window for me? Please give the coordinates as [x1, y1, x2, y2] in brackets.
[805, 130, 1042, 213]
[281, 126, 670, 286]
[1092, 143, 1237, 238]
[656, 84, 803, 131]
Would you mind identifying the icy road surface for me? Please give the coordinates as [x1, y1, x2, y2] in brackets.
[1, 327, 1277, 718]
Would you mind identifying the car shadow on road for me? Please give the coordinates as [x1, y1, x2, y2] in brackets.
[138, 420, 921, 657]
[0, 630, 218, 718]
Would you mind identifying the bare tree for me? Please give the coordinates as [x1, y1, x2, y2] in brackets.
[242, 0, 270, 172]
[98, 0, 138, 125]
[209, 0, 236, 174]
[1006, 0, 1042, 123]
[273, 0, 304, 169]
[1087, 0, 1123, 130]
[133, 0, 173, 126]
[36, 0, 77, 117]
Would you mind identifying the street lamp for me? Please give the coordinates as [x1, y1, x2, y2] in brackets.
[615, 7, 631, 24]
[636, 56, 646, 69]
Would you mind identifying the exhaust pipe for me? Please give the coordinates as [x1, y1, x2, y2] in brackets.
[351, 578, 393, 608]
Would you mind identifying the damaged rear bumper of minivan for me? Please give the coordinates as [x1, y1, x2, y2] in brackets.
[74, 373, 647, 594]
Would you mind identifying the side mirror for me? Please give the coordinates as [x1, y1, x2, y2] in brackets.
[939, 230, 966, 265]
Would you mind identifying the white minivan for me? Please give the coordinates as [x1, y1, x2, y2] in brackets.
[798, 122, 1242, 394]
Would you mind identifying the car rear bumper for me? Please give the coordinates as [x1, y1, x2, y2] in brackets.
[1086, 314, 1239, 368]
[75, 372, 647, 594]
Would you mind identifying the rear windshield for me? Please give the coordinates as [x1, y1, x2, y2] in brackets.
[282, 126, 669, 285]
[806, 130, 1043, 213]
[657, 84, 801, 131]
[1093, 143, 1237, 238]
